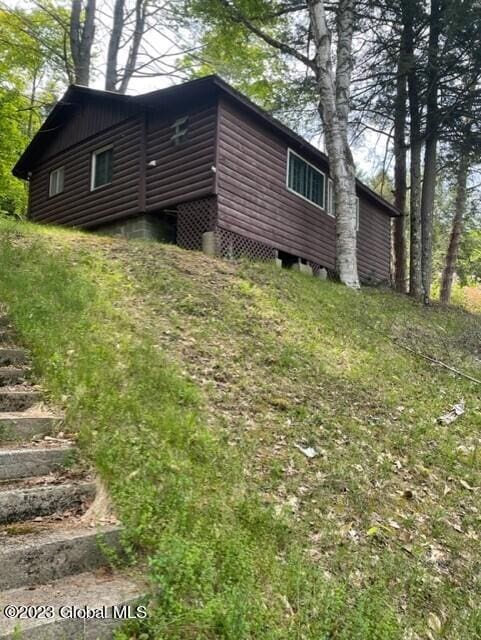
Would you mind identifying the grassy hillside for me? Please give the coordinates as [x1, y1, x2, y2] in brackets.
[0, 217, 480, 639]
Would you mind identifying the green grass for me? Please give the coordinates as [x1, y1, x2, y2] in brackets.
[0, 217, 480, 638]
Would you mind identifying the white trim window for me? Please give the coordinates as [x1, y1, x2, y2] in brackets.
[356, 196, 360, 231]
[327, 178, 335, 217]
[49, 166, 64, 197]
[287, 149, 326, 210]
[91, 145, 113, 191]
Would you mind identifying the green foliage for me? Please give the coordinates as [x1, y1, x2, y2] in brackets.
[458, 229, 481, 284]
[0, 6, 67, 215]
[0, 220, 480, 637]
[183, 0, 319, 128]
[0, 90, 28, 214]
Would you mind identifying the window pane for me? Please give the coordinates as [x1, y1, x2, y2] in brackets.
[94, 149, 113, 188]
[57, 167, 64, 193]
[49, 167, 64, 196]
[288, 151, 325, 209]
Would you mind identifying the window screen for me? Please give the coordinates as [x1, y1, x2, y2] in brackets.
[287, 150, 325, 209]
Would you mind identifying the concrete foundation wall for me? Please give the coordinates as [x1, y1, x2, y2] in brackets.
[97, 214, 171, 241]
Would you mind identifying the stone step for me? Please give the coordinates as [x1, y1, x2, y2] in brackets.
[0, 390, 42, 411]
[0, 331, 15, 345]
[0, 415, 61, 443]
[0, 570, 144, 640]
[0, 367, 26, 386]
[0, 446, 75, 481]
[0, 481, 96, 524]
[0, 525, 122, 590]
[0, 349, 27, 367]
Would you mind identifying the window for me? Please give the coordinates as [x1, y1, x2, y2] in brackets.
[91, 146, 113, 190]
[171, 116, 188, 145]
[356, 196, 360, 231]
[287, 149, 325, 209]
[327, 178, 335, 216]
[49, 167, 64, 197]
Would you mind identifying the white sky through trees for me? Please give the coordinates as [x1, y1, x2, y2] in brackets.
[3, 0, 391, 181]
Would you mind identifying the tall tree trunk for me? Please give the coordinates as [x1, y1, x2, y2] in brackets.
[405, 0, 423, 300]
[440, 153, 469, 304]
[420, 0, 443, 302]
[393, 23, 408, 293]
[105, 0, 125, 91]
[70, 0, 96, 86]
[309, 0, 359, 289]
[118, 0, 147, 94]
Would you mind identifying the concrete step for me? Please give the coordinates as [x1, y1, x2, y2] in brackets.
[0, 525, 122, 590]
[0, 446, 75, 481]
[0, 331, 15, 345]
[0, 570, 144, 639]
[0, 481, 96, 524]
[0, 367, 26, 386]
[0, 414, 61, 443]
[0, 349, 27, 367]
[0, 389, 42, 411]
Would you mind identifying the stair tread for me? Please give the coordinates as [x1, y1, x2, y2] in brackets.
[0, 446, 76, 481]
[0, 569, 145, 637]
[0, 522, 120, 550]
[0, 441, 73, 451]
[0, 478, 94, 493]
[0, 411, 62, 419]
[0, 471, 91, 491]
[0, 481, 96, 525]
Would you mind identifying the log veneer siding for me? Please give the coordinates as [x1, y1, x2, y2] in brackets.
[216, 97, 391, 281]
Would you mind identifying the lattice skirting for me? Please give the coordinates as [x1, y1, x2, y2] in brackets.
[216, 227, 276, 262]
[308, 261, 322, 276]
[176, 199, 324, 271]
[177, 197, 217, 251]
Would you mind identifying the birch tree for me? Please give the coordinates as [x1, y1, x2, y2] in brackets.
[309, 0, 359, 288]
[190, 0, 360, 288]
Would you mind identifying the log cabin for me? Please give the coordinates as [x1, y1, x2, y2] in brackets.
[13, 75, 399, 282]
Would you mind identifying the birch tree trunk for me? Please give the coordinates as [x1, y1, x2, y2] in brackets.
[309, 0, 359, 289]
[393, 24, 408, 293]
[440, 153, 469, 304]
[70, 0, 96, 86]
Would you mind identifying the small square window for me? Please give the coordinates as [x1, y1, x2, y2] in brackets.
[171, 116, 188, 146]
[91, 146, 113, 190]
[49, 167, 64, 197]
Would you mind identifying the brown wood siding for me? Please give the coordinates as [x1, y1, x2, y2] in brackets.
[145, 105, 216, 210]
[216, 98, 391, 280]
[41, 96, 139, 162]
[29, 116, 142, 229]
